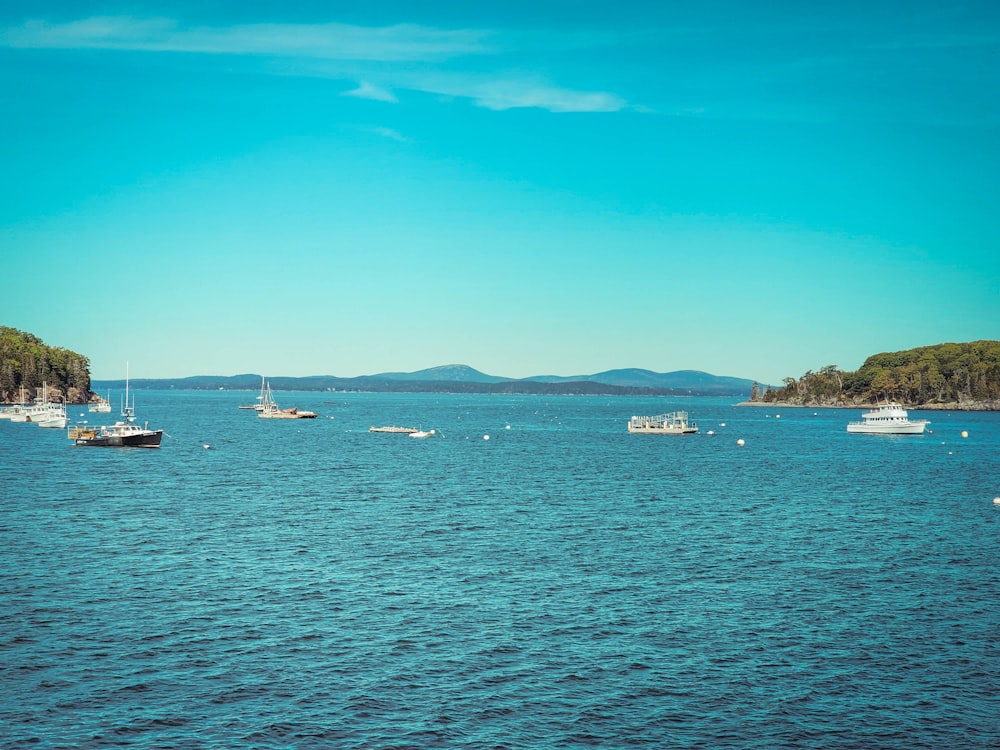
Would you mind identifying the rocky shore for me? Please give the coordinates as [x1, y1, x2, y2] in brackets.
[736, 399, 1000, 411]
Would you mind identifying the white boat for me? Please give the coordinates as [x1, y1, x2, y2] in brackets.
[7, 386, 31, 421]
[25, 383, 63, 424]
[409, 429, 437, 438]
[257, 381, 317, 419]
[89, 392, 112, 413]
[628, 411, 698, 434]
[36, 402, 68, 429]
[846, 401, 929, 434]
[370, 425, 419, 434]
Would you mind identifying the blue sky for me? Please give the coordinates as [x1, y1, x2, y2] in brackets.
[2, 1, 998, 383]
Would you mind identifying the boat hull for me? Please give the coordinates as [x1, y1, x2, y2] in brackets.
[75, 430, 163, 447]
[846, 422, 927, 435]
[627, 425, 698, 434]
[258, 409, 317, 419]
[628, 410, 698, 434]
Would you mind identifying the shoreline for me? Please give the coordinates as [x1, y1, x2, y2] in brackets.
[735, 400, 999, 411]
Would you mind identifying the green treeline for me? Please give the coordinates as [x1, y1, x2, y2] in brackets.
[752, 340, 1000, 407]
[0, 326, 91, 403]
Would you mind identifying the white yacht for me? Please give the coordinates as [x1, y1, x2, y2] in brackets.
[846, 402, 929, 434]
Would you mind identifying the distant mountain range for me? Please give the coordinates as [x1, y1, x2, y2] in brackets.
[93, 365, 761, 397]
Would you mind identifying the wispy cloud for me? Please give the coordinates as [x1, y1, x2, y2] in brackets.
[413, 75, 627, 113]
[369, 126, 408, 142]
[1, 16, 631, 114]
[342, 81, 398, 103]
[1, 17, 492, 61]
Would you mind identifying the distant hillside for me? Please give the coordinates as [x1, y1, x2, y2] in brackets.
[94, 365, 758, 397]
[750, 340, 1000, 409]
[372, 364, 505, 383]
[525, 368, 757, 394]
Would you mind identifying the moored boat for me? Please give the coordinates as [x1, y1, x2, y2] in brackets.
[846, 401, 929, 434]
[71, 364, 163, 447]
[370, 425, 420, 434]
[89, 391, 112, 413]
[628, 411, 698, 434]
[257, 381, 317, 419]
[7, 387, 31, 422]
[25, 383, 64, 424]
[36, 402, 68, 429]
[70, 418, 163, 447]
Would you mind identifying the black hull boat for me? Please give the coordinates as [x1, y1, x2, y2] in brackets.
[71, 425, 163, 448]
[69, 363, 163, 449]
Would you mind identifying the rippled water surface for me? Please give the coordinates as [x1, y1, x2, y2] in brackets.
[2, 392, 998, 748]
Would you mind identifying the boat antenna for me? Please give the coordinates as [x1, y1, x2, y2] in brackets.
[123, 361, 135, 422]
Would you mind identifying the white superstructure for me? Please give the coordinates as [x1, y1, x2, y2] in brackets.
[846, 402, 929, 434]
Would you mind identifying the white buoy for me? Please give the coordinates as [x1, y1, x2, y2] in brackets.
[483, 435, 490, 441]
[993, 497, 1000, 506]
[720, 423, 726, 427]
[707, 430, 715, 435]
[505, 424, 511, 430]
[775, 414, 781, 419]
[961, 430, 968, 438]
[737, 438, 745, 447]
[203, 444, 210, 449]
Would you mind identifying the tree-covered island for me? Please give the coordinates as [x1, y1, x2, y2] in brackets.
[0, 327, 91, 404]
[744, 340, 1000, 410]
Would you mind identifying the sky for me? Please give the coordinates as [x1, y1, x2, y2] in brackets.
[1, 1, 998, 384]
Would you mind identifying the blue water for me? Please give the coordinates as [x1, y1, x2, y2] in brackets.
[2, 392, 998, 748]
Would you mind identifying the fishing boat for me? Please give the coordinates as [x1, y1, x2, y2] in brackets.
[409, 429, 437, 439]
[71, 365, 163, 447]
[846, 401, 929, 434]
[627, 411, 698, 434]
[7, 386, 31, 422]
[1, 387, 29, 421]
[89, 391, 112, 413]
[35, 402, 68, 429]
[25, 383, 63, 424]
[370, 425, 420, 434]
[257, 381, 317, 419]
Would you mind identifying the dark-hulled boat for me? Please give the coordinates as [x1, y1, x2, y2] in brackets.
[69, 418, 162, 448]
[69, 364, 163, 448]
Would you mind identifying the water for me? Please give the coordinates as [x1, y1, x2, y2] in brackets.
[2, 392, 998, 748]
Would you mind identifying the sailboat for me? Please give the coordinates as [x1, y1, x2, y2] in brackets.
[239, 376, 267, 410]
[257, 380, 317, 419]
[70, 364, 163, 447]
